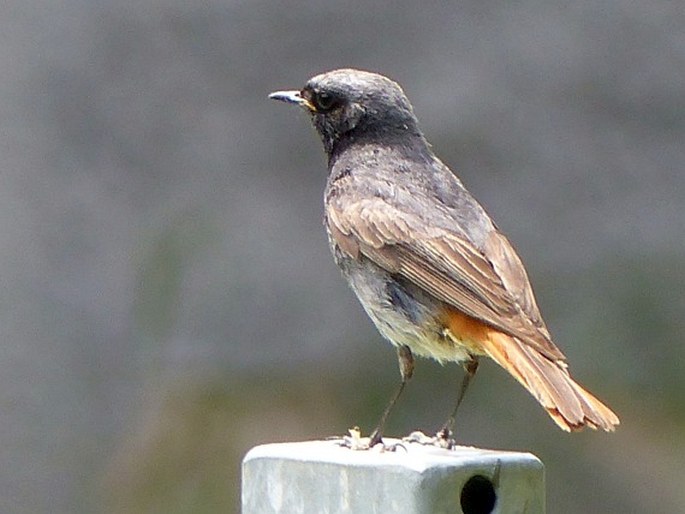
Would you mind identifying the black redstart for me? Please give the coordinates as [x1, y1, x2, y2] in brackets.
[269, 69, 619, 446]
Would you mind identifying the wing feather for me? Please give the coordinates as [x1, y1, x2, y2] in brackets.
[327, 197, 566, 361]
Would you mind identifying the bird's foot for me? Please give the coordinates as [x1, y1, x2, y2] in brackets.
[332, 427, 406, 452]
[403, 428, 457, 449]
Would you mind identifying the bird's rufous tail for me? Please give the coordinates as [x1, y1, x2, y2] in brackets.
[480, 331, 619, 431]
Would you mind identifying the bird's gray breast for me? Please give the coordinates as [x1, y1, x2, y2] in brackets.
[330, 241, 441, 344]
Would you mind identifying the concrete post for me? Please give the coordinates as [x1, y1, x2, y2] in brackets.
[242, 439, 544, 514]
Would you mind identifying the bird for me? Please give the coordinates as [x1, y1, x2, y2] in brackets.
[269, 69, 619, 447]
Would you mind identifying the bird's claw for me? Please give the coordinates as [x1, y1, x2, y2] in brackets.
[333, 427, 407, 452]
[403, 429, 457, 449]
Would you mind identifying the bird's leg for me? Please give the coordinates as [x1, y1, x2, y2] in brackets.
[368, 345, 414, 447]
[438, 356, 479, 440]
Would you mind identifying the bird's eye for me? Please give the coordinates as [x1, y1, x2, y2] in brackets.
[313, 91, 337, 112]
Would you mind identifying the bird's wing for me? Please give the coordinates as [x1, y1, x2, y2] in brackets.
[481, 230, 552, 336]
[326, 197, 566, 361]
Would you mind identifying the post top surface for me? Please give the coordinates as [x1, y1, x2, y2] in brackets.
[244, 439, 542, 474]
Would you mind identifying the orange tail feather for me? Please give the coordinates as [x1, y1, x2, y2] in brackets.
[480, 331, 619, 432]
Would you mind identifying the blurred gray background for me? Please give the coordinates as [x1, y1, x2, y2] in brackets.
[1, 1, 683, 513]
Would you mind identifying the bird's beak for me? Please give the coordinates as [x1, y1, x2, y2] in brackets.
[268, 90, 315, 111]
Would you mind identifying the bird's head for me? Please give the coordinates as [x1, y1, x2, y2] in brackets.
[269, 69, 421, 156]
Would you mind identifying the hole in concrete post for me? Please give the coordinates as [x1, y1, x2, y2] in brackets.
[460, 474, 496, 514]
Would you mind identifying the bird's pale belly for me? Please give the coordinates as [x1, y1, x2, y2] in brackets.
[335, 251, 476, 364]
